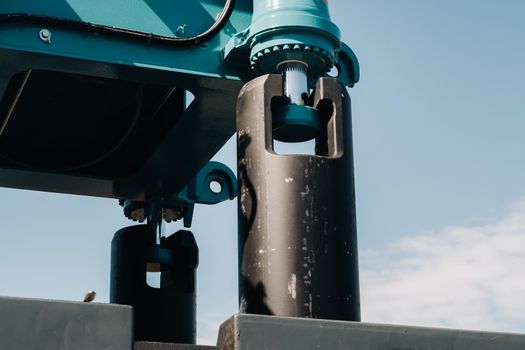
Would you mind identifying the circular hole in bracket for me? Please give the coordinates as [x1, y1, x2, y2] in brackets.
[209, 180, 222, 194]
[327, 65, 339, 78]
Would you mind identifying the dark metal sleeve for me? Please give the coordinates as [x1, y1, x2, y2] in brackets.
[237, 74, 360, 321]
[110, 225, 199, 343]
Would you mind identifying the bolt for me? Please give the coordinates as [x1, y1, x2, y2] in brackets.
[39, 29, 52, 44]
[162, 206, 183, 223]
[130, 208, 146, 222]
[122, 200, 147, 222]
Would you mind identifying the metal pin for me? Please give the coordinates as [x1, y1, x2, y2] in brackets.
[279, 61, 309, 105]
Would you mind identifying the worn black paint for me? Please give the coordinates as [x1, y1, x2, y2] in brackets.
[237, 75, 360, 320]
[111, 225, 198, 343]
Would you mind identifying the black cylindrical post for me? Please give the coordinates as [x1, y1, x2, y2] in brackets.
[110, 225, 198, 343]
[237, 74, 360, 320]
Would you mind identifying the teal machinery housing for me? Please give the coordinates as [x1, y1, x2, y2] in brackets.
[0, 0, 366, 346]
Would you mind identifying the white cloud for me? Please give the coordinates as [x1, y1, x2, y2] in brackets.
[196, 199, 525, 345]
[361, 198, 525, 333]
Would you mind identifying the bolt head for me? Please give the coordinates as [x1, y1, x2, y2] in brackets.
[39, 29, 52, 44]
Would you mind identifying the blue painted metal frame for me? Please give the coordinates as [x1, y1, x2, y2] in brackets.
[0, 0, 252, 79]
[0, 0, 252, 200]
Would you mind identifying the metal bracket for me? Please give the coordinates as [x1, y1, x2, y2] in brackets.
[120, 161, 237, 228]
[179, 161, 237, 205]
[335, 42, 360, 87]
[178, 161, 237, 227]
[223, 29, 251, 71]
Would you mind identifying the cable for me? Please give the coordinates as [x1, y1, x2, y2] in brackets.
[0, 0, 236, 47]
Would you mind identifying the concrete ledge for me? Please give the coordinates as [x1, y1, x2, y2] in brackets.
[135, 342, 214, 350]
[217, 313, 525, 350]
[0, 296, 133, 350]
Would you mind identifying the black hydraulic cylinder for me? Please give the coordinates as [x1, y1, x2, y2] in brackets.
[110, 225, 198, 343]
[237, 74, 360, 320]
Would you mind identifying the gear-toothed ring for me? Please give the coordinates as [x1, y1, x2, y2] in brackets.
[250, 43, 334, 77]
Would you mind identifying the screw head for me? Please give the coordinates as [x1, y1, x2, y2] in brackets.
[39, 29, 52, 44]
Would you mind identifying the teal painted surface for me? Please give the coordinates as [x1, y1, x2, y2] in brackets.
[0, 0, 356, 86]
[0, 1, 253, 80]
[273, 104, 321, 142]
[224, 0, 359, 87]
[250, 0, 339, 42]
[0, 0, 244, 39]
[177, 160, 237, 227]
[179, 161, 237, 206]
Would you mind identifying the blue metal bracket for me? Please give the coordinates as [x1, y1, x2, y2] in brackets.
[120, 161, 237, 227]
[178, 161, 237, 227]
[336, 42, 360, 88]
[179, 161, 237, 205]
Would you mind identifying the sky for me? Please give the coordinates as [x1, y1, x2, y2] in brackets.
[1, 0, 525, 345]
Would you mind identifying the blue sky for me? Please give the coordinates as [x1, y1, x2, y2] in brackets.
[1, 0, 525, 344]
